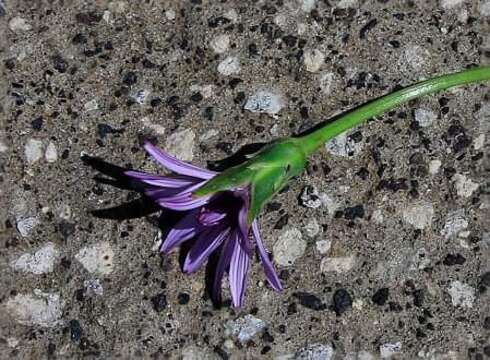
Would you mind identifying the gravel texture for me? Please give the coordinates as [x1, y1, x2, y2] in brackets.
[1, 0, 489, 358]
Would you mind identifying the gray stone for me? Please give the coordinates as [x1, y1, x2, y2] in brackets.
[10, 243, 60, 275]
[448, 281, 475, 308]
[295, 343, 334, 360]
[273, 228, 306, 266]
[225, 314, 266, 343]
[244, 91, 284, 116]
[75, 242, 115, 275]
[6, 290, 63, 327]
[217, 56, 240, 76]
[164, 128, 195, 162]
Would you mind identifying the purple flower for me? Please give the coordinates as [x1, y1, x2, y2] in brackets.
[126, 141, 282, 307]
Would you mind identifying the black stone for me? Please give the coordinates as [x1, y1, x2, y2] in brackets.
[443, 253, 466, 266]
[344, 205, 365, 220]
[122, 71, 138, 86]
[151, 293, 167, 312]
[31, 117, 43, 131]
[333, 289, 352, 315]
[69, 319, 83, 342]
[372, 288, 389, 306]
[282, 35, 298, 47]
[190, 92, 203, 102]
[359, 18, 377, 39]
[177, 293, 190, 305]
[484, 317, 490, 330]
[293, 292, 326, 311]
[274, 214, 289, 230]
[52, 55, 68, 73]
[75, 12, 102, 25]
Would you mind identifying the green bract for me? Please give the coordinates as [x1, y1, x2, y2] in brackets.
[195, 138, 307, 223]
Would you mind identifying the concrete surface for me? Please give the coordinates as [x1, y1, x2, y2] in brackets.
[1, 0, 489, 358]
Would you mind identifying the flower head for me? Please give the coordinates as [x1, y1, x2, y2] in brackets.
[126, 141, 284, 307]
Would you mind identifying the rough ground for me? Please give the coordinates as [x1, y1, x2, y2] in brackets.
[1, 0, 490, 359]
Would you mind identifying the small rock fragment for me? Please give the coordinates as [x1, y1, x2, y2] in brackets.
[6, 290, 63, 327]
[45, 142, 58, 163]
[9, 17, 32, 32]
[380, 342, 402, 359]
[333, 289, 352, 315]
[11, 243, 60, 274]
[316, 239, 331, 255]
[299, 0, 317, 12]
[479, 0, 490, 16]
[448, 281, 475, 308]
[473, 134, 485, 150]
[326, 132, 363, 157]
[210, 34, 230, 54]
[141, 117, 165, 135]
[25, 138, 44, 164]
[319, 72, 335, 95]
[217, 56, 240, 76]
[244, 91, 284, 116]
[403, 45, 429, 71]
[440, 209, 468, 239]
[75, 242, 114, 275]
[402, 202, 434, 230]
[320, 256, 356, 273]
[164, 128, 195, 162]
[273, 228, 306, 266]
[132, 89, 150, 105]
[303, 49, 325, 73]
[299, 185, 323, 209]
[304, 218, 320, 237]
[428, 159, 442, 175]
[16, 216, 40, 237]
[414, 108, 437, 128]
[452, 174, 479, 198]
[295, 343, 334, 360]
[225, 314, 266, 343]
[165, 9, 176, 20]
[84, 99, 99, 111]
[84, 279, 104, 296]
[440, 0, 465, 9]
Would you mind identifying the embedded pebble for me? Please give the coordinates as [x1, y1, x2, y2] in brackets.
[380, 342, 402, 359]
[452, 174, 479, 198]
[9, 17, 32, 32]
[244, 91, 284, 116]
[371, 209, 384, 224]
[402, 202, 434, 230]
[403, 45, 429, 70]
[0, 138, 8, 153]
[164, 128, 195, 162]
[440, 209, 468, 239]
[319, 72, 335, 95]
[141, 117, 165, 135]
[304, 218, 320, 238]
[480, 0, 490, 16]
[165, 9, 176, 21]
[84, 279, 104, 296]
[210, 34, 230, 54]
[16, 216, 40, 237]
[75, 242, 115, 275]
[448, 281, 475, 308]
[315, 239, 332, 255]
[473, 134, 485, 150]
[6, 290, 63, 327]
[25, 138, 44, 164]
[325, 132, 363, 157]
[84, 99, 99, 111]
[295, 343, 334, 360]
[337, 0, 359, 8]
[299, 185, 324, 209]
[299, 0, 317, 12]
[217, 56, 240, 76]
[10, 243, 60, 274]
[190, 84, 215, 99]
[303, 49, 325, 73]
[440, 0, 465, 9]
[225, 314, 266, 343]
[414, 108, 437, 128]
[429, 159, 442, 175]
[320, 256, 356, 273]
[45, 142, 58, 163]
[273, 228, 306, 266]
[132, 89, 150, 105]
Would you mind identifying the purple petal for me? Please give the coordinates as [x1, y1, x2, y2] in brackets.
[144, 142, 216, 179]
[211, 233, 235, 303]
[229, 232, 251, 308]
[156, 181, 210, 211]
[160, 210, 201, 254]
[198, 209, 226, 227]
[252, 220, 283, 292]
[125, 170, 196, 188]
[183, 228, 230, 273]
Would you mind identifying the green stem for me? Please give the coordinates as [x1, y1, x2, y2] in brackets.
[297, 66, 490, 156]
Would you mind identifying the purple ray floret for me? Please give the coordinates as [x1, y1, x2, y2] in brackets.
[125, 141, 283, 308]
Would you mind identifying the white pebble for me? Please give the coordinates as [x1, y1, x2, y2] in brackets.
[165, 9, 176, 20]
[223, 9, 239, 23]
[337, 0, 359, 8]
[414, 108, 437, 128]
[0, 138, 8, 153]
[320, 255, 356, 273]
[210, 34, 230, 54]
[225, 314, 266, 343]
[448, 281, 475, 308]
[402, 202, 434, 230]
[16, 216, 40, 237]
[452, 173, 479, 198]
[244, 91, 284, 116]
[319, 72, 335, 95]
[479, 0, 490, 16]
[141, 117, 165, 135]
[473, 134, 485, 151]
[303, 49, 325, 73]
[440, 0, 465, 10]
[304, 218, 320, 237]
[11, 243, 60, 275]
[84, 279, 104, 296]
[45, 142, 58, 163]
[132, 89, 150, 105]
[371, 209, 384, 224]
[273, 228, 306, 266]
[9, 17, 32, 32]
[403, 45, 429, 71]
[380, 342, 402, 359]
[325, 132, 363, 157]
[428, 159, 442, 175]
[6, 290, 63, 327]
[295, 343, 334, 360]
[164, 128, 195, 162]
[315, 239, 331, 255]
[84, 99, 99, 111]
[299, 0, 317, 12]
[217, 56, 240, 76]
[25, 138, 44, 165]
[441, 209, 468, 239]
[75, 242, 115, 275]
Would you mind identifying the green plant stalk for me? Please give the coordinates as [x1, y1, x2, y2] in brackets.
[296, 66, 490, 156]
